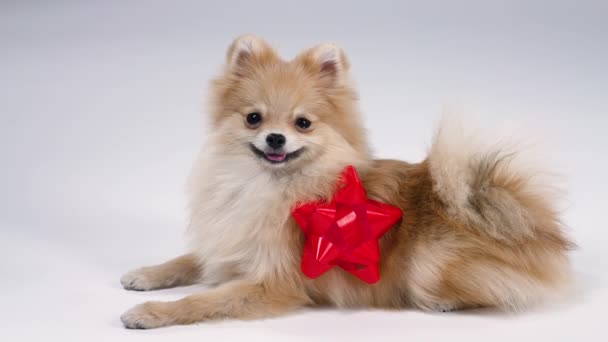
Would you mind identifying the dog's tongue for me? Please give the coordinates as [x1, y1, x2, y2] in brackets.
[265, 153, 287, 162]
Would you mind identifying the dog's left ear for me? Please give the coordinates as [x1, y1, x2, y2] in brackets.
[225, 34, 278, 76]
[297, 43, 350, 86]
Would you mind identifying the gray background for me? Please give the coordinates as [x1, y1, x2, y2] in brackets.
[1, 1, 606, 341]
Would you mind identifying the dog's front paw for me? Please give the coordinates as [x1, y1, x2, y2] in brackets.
[121, 269, 156, 291]
[120, 302, 173, 329]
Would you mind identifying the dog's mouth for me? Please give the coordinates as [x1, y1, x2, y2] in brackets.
[249, 144, 304, 164]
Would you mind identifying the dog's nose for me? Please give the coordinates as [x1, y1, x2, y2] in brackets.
[266, 133, 286, 149]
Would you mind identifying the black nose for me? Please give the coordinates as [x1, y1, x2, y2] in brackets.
[266, 133, 286, 149]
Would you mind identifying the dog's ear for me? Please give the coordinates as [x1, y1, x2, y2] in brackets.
[225, 34, 278, 75]
[296, 43, 350, 86]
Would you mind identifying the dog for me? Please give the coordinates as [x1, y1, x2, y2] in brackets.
[120, 35, 573, 329]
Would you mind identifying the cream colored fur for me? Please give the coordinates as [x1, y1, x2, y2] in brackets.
[119, 35, 573, 329]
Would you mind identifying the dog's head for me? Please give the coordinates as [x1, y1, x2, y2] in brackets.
[207, 35, 370, 175]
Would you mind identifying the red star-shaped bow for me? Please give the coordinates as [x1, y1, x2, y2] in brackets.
[291, 165, 403, 284]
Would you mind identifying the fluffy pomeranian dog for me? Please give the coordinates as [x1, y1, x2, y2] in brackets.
[120, 35, 573, 329]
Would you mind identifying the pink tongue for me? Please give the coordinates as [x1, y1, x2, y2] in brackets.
[266, 153, 287, 162]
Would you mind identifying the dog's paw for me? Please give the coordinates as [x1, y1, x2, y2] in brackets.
[120, 302, 172, 329]
[120, 269, 157, 291]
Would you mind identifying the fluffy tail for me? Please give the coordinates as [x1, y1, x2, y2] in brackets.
[425, 117, 574, 310]
[428, 118, 571, 244]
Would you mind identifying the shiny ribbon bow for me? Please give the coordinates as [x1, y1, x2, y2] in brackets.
[291, 165, 403, 284]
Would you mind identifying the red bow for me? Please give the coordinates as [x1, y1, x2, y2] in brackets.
[291, 165, 402, 284]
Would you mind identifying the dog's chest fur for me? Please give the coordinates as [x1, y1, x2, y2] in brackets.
[187, 154, 302, 284]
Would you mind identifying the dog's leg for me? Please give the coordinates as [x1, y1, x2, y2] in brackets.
[120, 253, 202, 291]
[120, 281, 307, 329]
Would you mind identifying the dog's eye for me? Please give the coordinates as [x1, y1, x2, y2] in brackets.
[295, 117, 311, 131]
[246, 112, 262, 128]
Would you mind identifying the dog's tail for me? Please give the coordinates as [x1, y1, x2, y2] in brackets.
[428, 117, 571, 244]
[425, 116, 574, 310]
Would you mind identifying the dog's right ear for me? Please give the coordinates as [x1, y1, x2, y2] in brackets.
[295, 43, 351, 87]
[225, 35, 278, 76]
